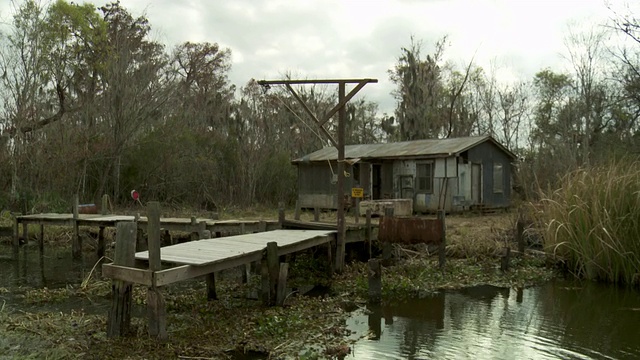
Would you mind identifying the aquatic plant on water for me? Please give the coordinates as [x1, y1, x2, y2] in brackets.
[540, 160, 640, 285]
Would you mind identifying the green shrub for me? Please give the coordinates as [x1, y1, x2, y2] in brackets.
[540, 159, 640, 285]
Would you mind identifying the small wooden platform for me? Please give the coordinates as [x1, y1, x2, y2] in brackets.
[104, 229, 336, 287]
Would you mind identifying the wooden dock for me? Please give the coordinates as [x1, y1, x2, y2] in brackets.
[11, 212, 280, 259]
[101, 201, 364, 339]
[104, 229, 336, 288]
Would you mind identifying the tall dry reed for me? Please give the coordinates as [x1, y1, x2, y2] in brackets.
[540, 160, 640, 284]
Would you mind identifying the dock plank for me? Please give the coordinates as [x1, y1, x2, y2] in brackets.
[135, 230, 334, 266]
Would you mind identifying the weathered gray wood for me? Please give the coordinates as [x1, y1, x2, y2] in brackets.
[22, 222, 28, 246]
[206, 273, 217, 300]
[72, 194, 81, 259]
[147, 202, 162, 272]
[38, 224, 44, 254]
[516, 218, 525, 256]
[147, 288, 167, 339]
[261, 261, 270, 306]
[98, 226, 105, 257]
[102, 264, 153, 286]
[438, 210, 446, 270]
[107, 222, 137, 338]
[501, 247, 511, 272]
[365, 209, 372, 259]
[294, 200, 301, 221]
[276, 263, 289, 306]
[354, 198, 360, 224]
[368, 259, 381, 304]
[314, 208, 320, 222]
[241, 263, 250, 284]
[326, 239, 334, 276]
[278, 202, 285, 228]
[101, 194, 109, 215]
[266, 242, 279, 306]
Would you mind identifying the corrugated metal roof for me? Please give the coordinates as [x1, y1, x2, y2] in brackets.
[292, 135, 515, 162]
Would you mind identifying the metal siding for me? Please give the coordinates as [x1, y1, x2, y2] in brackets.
[467, 141, 512, 207]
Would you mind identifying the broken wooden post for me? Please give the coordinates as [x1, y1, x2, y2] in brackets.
[365, 209, 372, 259]
[98, 227, 105, 258]
[72, 194, 82, 259]
[107, 221, 137, 338]
[146, 201, 167, 339]
[313, 208, 320, 222]
[516, 215, 525, 256]
[22, 222, 28, 246]
[368, 259, 381, 304]
[206, 273, 217, 300]
[276, 263, 289, 306]
[12, 216, 19, 260]
[294, 200, 301, 220]
[38, 224, 44, 254]
[438, 210, 446, 270]
[261, 242, 279, 306]
[278, 202, 285, 228]
[501, 247, 511, 273]
[354, 197, 360, 224]
[101, 194, 109, 215]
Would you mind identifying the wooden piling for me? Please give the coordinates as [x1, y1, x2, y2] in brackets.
[516, 217, 525, 256]
[101, 194, 109, 215]
[354, 198, 360, 224]
[72, 194, 81, 259]
[368, 259, 381, 304]
[501, 247, 511, 273]
[98, 227, 105, 257]
[294, 200, 301, 221]
[326, 239, 334, 276]
[38, 224, 44, 254]
[262, 242, 279, 306]
[278, 202, 285, 228]
[107, 222, 137, 338]
[276, 263, 289, 306]
[146, 201, 167, 339]
[22, 222, 28, 246]
[365, 209, 372, 259]
[438, 210, 446, 270]
[313, 208, 320, 222]
[206, 273, 217, 300]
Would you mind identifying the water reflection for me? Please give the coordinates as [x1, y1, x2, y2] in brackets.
[349, 282, 640, 360]
[0, 244, 100, 289]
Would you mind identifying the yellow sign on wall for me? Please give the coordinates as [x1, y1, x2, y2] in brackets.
[351, 188, 364, 198]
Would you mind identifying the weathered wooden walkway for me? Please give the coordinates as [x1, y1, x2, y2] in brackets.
[104, 229, 336, 288]
[12, 212, 280, 259]
[101, 201, 371, 339]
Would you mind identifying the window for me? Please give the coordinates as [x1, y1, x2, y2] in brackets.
[493, 163, 503, 194]
[416, 162, 434, 193]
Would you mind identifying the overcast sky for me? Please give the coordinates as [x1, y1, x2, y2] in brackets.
[1, 0, 620, 114]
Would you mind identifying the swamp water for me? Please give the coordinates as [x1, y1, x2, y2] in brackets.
[347, 283, 640, 359]
[1, 244, 640, 359]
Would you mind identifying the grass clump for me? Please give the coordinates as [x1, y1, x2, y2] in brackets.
[540, 159, 640, 285]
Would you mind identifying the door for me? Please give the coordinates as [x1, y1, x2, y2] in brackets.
[471, 163, 482, 204]
[372, 164, 382, 200]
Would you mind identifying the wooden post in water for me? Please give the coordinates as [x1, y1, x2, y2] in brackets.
[278, 202, 285, 228]
[107, 221, 137, 338]
[97, 227, 105, 258]
[276, 263, 289, 306]
[146, 202, 167, 339]
[72, 194, 82, 259]
[368, 259, 381, 304]
[261, 242, 280, 306]
[365, 209, 372, 259]
[501, 247, 511, 273]
[12, 216, 19, 260]
[516, 213, 525, 256]
[38, 224, 44, 254]
[101, 194, 109, 215]
[294, 200, 301, 221]
[438, 210, 446, 270]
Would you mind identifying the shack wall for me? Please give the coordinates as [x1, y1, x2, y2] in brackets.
[466, 141, 512, 208]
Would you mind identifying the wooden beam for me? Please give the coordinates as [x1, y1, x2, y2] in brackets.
[284, 84, 338, 147]
[147, 202, 161, 272]
[102, 264, 154, 286]
[107, 222, 137, 338]
[335, 81, 346, 273]
[318, 79, 371, 127]
[72, 194, 81, 259]
[258, 78, 378, 85]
